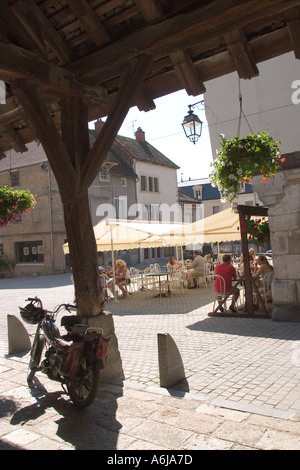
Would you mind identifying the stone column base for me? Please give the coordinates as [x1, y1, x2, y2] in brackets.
[86, 311, 125, 383]
[272, 279, 300, 321]
[272, 304, 300, 322]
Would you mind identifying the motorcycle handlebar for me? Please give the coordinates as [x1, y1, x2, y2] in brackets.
[55, 303, 77, 313]
[25, 297, 77, 314]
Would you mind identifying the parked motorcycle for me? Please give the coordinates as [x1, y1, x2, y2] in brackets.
[19, 297, 110, 409]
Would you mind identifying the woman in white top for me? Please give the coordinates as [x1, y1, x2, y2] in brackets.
[252, 255, 273, 280]
[167, 256, 181, 271]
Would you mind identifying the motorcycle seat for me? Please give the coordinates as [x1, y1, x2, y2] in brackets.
[61, 315, 86, 330]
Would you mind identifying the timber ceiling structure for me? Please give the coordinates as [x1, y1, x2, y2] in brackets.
[1, 0, 300, 158]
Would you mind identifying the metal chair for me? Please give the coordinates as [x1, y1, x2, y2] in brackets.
[262, 271, 274, 307]
[204, 262, 213, 288]
[211, 274, 227, 311]
[162, 269, 183, 296]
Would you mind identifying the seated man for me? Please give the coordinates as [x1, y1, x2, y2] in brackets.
[187, 250, 206, 289]
[214, 254, 239, 312]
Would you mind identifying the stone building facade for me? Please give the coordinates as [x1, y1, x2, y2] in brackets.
[205, 52, 300, 321]
[252, 167, 300, 321]
[0, 123, 180, 276]
[0, 153, 66, 277]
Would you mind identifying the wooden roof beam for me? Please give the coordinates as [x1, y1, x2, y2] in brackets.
[135, 0, 206, 97]
[68, 0, 111, 47]
[0, 42, 107, 104]
[224, 29, 259, 79]
[0, 123, 28, 153]
[134, 0, 164, 21]
[9, 0, 48, 59]
[29, 0, 71, 65]
[288, 19, 300, 58]
[72, 0, 300, 85]
[135, 84, 156, 112]
[0, 96, 22, 125]
[3, 0, 70, 65]
[170, 50, 206, 96]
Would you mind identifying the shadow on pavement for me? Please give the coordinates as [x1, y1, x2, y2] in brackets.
[2, 377, 122, 450]
[0, 273, 72, 290]
[187, 316, 300, 341]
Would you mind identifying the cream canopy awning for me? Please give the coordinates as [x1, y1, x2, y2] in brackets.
[63, 209, 242, 254]
[62, 218, 185, 254]
[159, 207, 241, 245]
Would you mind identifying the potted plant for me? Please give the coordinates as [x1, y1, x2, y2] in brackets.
[210, 132, 283, 203]
[0, 185, 36, 227]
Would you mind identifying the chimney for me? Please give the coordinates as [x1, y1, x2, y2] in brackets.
[135, 127, 145, 142]
[94, 119, 105, 135]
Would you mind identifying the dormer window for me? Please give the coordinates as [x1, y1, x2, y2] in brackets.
[99, 167, 109, 181]
[239, 182, 246, 193]
[193, 185, 203, 200]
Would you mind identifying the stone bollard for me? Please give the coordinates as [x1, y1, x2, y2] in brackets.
[7, 314, 31, 355]
[86, 311, 125, 383]
[157, 332, 186, 388]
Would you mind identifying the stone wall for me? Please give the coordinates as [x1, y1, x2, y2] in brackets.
[252, 169, 300, 321]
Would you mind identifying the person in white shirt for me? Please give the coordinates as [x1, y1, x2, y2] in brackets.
[187, 251, 206, 289]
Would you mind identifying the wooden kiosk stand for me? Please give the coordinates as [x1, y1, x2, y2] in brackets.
[208, 205, 271, 318]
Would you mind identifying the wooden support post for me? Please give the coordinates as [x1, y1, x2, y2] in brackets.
[238, 207, 254, 315]
[237, 204, 270, 317]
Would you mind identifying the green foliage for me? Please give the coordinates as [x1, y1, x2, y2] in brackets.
[0, 255, 16, 276]
[0, 185, 36, 227]
[210, 132, 282, 203]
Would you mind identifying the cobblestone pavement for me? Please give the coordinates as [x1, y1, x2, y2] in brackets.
[0, 273, 300, 450]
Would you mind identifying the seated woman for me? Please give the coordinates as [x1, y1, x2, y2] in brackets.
[166, 256, 181, 271]
[249, 248, 256, 274]
[252, 255, 274, 304]
[252, 255, 273, 280]
[108, 259, 128, 299]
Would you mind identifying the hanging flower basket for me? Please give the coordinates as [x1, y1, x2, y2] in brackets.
[210, 132, 283, 203]
[0, 185, 36, 227]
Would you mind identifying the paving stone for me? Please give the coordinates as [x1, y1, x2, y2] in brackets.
[212, 420, 267, 448]
[0, 273, 300, 450]
[256, 429, 300, 450]
[127, 419, 194, 449]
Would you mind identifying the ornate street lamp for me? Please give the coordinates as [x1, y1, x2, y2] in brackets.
[181, 100, 204, 144]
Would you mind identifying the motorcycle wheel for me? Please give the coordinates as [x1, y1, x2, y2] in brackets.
[66, 355, 100, 409]
[27, 334, 45, 383]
